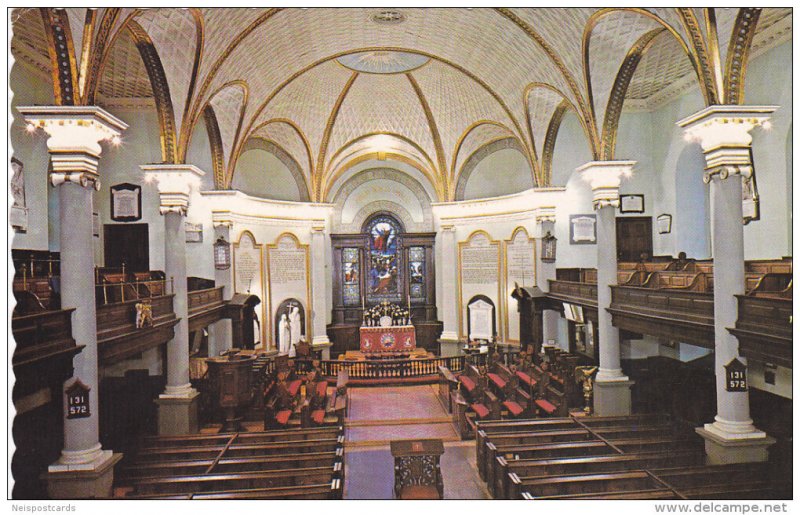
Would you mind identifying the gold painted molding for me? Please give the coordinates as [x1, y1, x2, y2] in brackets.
[314, 71, 359, 201]
[265, 231, 312, 350]
[501, 226, 537, 343]
[724, 8, 762, 105]
[232, 230, 268, 351]
[406, 72, 448, 189]
[456, 229, 503, 341]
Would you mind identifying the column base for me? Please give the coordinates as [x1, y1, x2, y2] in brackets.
[696, 424, 775, 465]
[46, 450, 122, 499]
[312, 341, 333, 360]
[157, 389, 200, 435]
[438, 338, 461, 358]
[593, 377, 634, 416]
[439, 331, 459, 342]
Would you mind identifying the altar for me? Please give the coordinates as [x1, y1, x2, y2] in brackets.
[360, 325, 416, 353]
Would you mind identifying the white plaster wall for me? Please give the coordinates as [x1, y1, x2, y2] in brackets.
[9, 63, 55, 251]
[341, 179, 424, 224]
[232, 148, 302, 201]
[462, 148, 533, 200]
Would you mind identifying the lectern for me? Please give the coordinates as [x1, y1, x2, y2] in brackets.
[390, 438, 445, 499]
[206, 353, 257, 431]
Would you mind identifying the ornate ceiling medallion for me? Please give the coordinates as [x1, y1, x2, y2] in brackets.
[337, 51, 430, 74]
[371, 10, 406, 25]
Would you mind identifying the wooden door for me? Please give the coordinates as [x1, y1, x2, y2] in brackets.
[104, 223, 149, 272]
[616, 217, 652, 262]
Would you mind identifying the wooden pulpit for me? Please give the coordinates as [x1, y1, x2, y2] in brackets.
[206, 353, 257, 432]
[390, 438, 445, 499]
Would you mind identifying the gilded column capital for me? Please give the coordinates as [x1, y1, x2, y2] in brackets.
[535, 206, 556, 224]
[576, 161, 635, 211]
[141, 164, 206, 217]
[677, 105, 777, 183]
[17, 106, 127, 190]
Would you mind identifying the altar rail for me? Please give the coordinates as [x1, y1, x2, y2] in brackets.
[316, 355, 466, 385]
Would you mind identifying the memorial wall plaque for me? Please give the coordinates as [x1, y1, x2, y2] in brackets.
[459, 231, 501, 339]
[234, 231, 265, 347]
[504, 227, 535, 341]
[110, 183, 142, 222]
[570, 214, 597, 244]
[268, 233, 310, 344]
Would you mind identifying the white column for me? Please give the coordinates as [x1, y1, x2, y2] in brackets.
[439, 224, 459, 342]
[577, 160, 636, 416]
[535, 207, 559, 347]
[18, 106, 127, 498]
[142, 164, 205, 435]
[678, 105, 776, 463]
[212, 218, 234, 353]
[310, 223, 333, 359]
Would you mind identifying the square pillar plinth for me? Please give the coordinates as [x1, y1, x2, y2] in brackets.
[46, 452, 122, 499]
[312, 342, 333, 360]
[156, 391, 200, 435]
[696, 426, 776, 465]
[593, 378, 634, 416]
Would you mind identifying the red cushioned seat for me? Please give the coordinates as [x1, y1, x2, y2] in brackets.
[460, 376, 476, 392]
[316, 381, 328, 398]
[275, 410, 292, 425]
[470, 403, 490, 419]
[311, 409, 325, 425]
[535, 399, 557, 415]
[503, 401, 524, 417]
[516, 371, 536, 387]
[487, 373, 507, 389]
[287, 380, 302, 396]
[399, 485, 440, 499]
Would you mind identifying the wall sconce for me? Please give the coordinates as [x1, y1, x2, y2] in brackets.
[214, 236, 231, 270]
[541, 231, 557, 263]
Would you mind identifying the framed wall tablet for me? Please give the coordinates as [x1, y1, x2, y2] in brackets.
[569, 214, 596, 245]
[110, 183, 142, 222]
[185, 222, 203, 243]
[657, 213, 672, 234]
[619, 194, 645, 213]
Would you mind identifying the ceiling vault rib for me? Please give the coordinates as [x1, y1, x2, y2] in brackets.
[316, 71, 359, 202]
[405, 72, 447, 199]
[176, 8, 205, 162]
[724, 8, 762, 104]
[541, 102, 568, 186]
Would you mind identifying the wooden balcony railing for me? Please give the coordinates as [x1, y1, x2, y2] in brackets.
[11, 308, 80, 369]
[316, 355, 465, 383]
[609, 285, 714, 349]
[547, 279, 598, 308]
[188, 286, 225, 333]
[731, 294, 792, 368]
[96, 293, 178, 365]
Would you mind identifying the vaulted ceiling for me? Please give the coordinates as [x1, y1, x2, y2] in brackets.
[10, 7, 792, 201]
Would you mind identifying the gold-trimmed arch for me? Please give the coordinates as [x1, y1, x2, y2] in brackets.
[406, 72, 448, 184]
[523, 81, 594, 183]
[246, 117, 315, 186]
[600, 28, 665, 160]
[454, 136, 527, 201]
[322, 132, 443, 202]
[39, 8, 80, 105]
[195, 79, 250, 185]
[450, 120, 524, 199]
[314, 71, 359, 201]
[203, 105, 225, 188]
[582, 7, 716, 131]
[233, 46, 533, 187]
[322, 151, 443, 204]
[724, 8, 762, 105]
[239, 135, 312, 202]
[127, 19, 178, 163]
[177, 8, 205, 151]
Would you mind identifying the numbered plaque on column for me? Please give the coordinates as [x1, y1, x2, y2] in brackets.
[725, 358, 748, 392]
[66, 379, 91, 419]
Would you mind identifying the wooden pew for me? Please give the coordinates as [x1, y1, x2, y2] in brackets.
[128, 465, 340, 496]
[129, 479, 342, 500]
[133, 437, 344, 463]
[519, 470, 661, 498]
[438, 366, 459, 413]
[120, 450, 344, 480]
[522, 488, 680, 500]
[139, 426, 342, 449]
[501, 450, 702, 499]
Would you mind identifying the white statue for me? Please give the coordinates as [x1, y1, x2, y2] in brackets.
[278, 314, 290, 355]
[288, 306, 302, 357]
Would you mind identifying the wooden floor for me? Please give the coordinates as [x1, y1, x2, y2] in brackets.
[343, 384, 489, 499]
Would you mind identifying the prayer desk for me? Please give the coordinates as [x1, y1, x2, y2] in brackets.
[390, 438, 445, 499]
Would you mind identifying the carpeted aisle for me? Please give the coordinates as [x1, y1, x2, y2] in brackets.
[343, 384, 489, 500]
